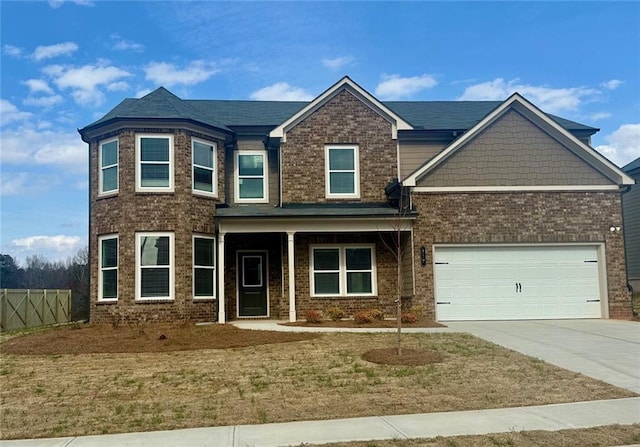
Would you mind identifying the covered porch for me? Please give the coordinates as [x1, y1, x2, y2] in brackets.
[216, 204, 415, 323]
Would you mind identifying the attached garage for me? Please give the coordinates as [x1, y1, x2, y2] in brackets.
[434, 245, 604, 321]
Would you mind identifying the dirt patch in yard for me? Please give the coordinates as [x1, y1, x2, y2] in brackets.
[1, 323, 320, 355]
[362, 348, 444, 366]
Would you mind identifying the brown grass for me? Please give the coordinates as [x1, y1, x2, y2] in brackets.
[0, 323, 636, 440]
[317, 424, 640, 447]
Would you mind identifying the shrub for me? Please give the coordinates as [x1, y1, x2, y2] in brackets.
[304, 310, 323, 324]
[409, 305, 424, 320]
[370, 308, 385, 321]
[326, 306, 347, 321]
[354, 310, 374, 324]
[401, 312, 417, 323]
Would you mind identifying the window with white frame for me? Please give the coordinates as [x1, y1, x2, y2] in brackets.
[193, 235, 215, 299]
[136, 134, 173, 191]
[325, 145, 359, 198]
[235, 151, 268, 202]
[311, 245, 375, 297]
[99, 235, 118, 301]
[192, 138, 216, 195]
[136, 232, 174, 300]
[99, 138, 118, 195]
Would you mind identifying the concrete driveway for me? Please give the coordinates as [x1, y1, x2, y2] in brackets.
[445, 319, 640, 393]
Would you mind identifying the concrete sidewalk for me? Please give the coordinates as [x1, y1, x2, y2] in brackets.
[2, 397, 639, 447]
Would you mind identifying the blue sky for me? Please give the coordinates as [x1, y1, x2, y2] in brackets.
[1, 1, 639, 266]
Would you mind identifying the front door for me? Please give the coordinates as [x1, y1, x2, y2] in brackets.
[238, 252, 268, 317]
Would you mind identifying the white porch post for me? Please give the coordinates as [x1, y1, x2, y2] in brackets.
[287, 231, 296, 322]
[217, 232, 226, 324]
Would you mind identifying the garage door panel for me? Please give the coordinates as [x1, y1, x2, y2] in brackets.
[434, 245, 602, 321]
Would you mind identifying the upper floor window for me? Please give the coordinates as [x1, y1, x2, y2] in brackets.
[193, 235, 216, 299]
[325, 145, 360, 198]
[136, 134, 173, 192]
[98, 235, 118, 302]
[235, 151, 268, 203]
[136, 232, 174, 301]
[99, 138, 118, 195]
[192, 138, 217, 196]
[310, 244, 376, 297]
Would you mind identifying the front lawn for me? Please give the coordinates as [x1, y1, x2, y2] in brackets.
[0, 323, 635, 439]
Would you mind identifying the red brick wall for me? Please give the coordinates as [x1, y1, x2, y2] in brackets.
[281, 90, 398, 203]
[411, 191, 632, 319]
[88, 127, 225, 324]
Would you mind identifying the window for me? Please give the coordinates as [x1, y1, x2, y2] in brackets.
[98, 235, 118, 301]
[192, 138, 216, 195]
[99, 139, 118, 195]
[325, 145, 359, 198]
[136, 232, 174, 301]
[235, 151, 268, 202]
[310, 245, 375, 297]
[193, 235, 215, 299]
[136, 134, 173, 192]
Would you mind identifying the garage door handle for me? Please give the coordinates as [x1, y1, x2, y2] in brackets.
[437, 301, 451, 305]
[586, 299, 600, 302]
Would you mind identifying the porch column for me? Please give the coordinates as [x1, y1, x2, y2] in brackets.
[287, 231, 296, 322]
[217, 232, 226, 324]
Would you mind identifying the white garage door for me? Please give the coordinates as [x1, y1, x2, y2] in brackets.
[434, 245, 602, 321]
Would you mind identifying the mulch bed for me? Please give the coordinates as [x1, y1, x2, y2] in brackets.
[362, 347, 445, 366]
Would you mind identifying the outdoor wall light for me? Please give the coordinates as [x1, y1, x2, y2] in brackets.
[420, 246, 427, 266]
[609, 226, 621, 232]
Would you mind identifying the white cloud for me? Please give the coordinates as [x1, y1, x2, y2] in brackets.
[135, 88, 153, 98]
[0, 172, 62, 196]
[44, 62, 132, 105]
[374, 74, 437, 100]
[588, 112, 612, 121]
[2, 44, 23, 57]
[0, 100, 33, 126]
[106, 81, 130, 92]
[48, 0, 94, 8]
[110, 33, 144, 52]
[144, 60, 220, 87]
[11, 235, 84, 258]
[601, 79, 623, 90]
[33, 42, 78, 61]
[595, 123, 640, 167]
[250, 82, 314, 101]
[22, 79, 55, 95]
[458, 78, 600, 114]
[322, 56, 355, 70]
[23, 95, 64, 108]
[0, 123, 87, 173]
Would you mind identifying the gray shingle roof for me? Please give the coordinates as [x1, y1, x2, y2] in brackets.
[623, 157, 640, 174]
[217, 203, 416, 218]
[80, 86, 597, 135]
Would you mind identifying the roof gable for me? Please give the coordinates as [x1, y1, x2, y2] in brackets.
[404, 93, 634, 187]
[269, 76, 413, 142]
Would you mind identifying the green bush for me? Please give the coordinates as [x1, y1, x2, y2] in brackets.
[326, 306, 347, 321]
[304, 310, 323, 324]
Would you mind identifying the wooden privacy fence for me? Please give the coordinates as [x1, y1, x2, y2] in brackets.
[1, 289, 71, 332]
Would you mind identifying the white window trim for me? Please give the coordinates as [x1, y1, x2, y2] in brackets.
[98, 138, 118, 196]
[310, 244, 376, 297]
[234, 150, 268, 203]
[136, 232, 174, 301]
[98, 234, 118, 302]
[191, 137, 217, 197]
[136, 134, 174, 193]
[325, 145, 360, 199]
[193, 234, 216, 300]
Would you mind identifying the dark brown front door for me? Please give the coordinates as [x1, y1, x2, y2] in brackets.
[238, 252, 268, 317]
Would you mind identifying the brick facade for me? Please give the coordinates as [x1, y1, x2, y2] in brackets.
[410, 192, 632, 319]
[281, 90, 397, 203]
[89, 127, 224, 324]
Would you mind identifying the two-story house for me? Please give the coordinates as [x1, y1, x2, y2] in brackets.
[79, 76, 635, 324]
